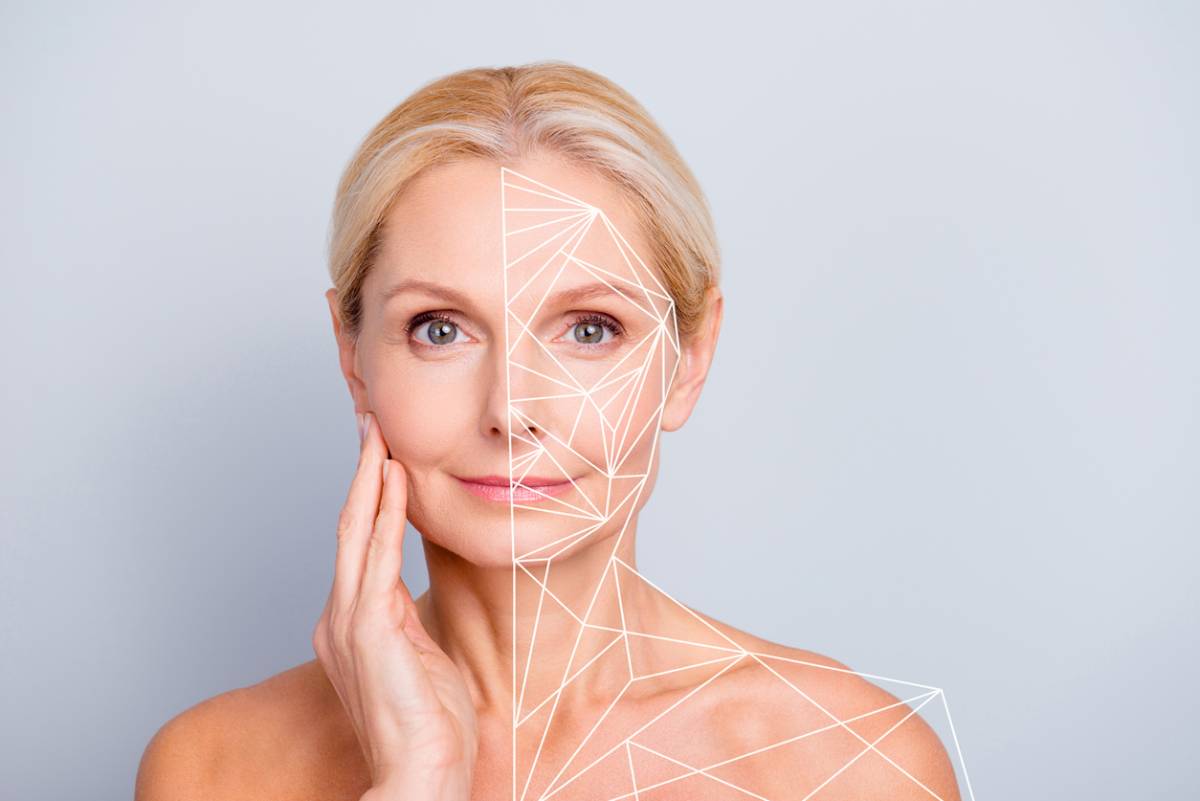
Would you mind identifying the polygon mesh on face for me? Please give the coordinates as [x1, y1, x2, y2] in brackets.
[500, 167, 974, 801]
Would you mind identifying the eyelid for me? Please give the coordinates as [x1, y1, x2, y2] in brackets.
[559, 311, 624, 345]
[404, 309, 624, 348]
[404, 311, 476, 346]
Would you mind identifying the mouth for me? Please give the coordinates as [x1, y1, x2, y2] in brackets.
[453, 474, 582, 503]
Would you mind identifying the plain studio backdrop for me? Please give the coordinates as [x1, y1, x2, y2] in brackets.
[2, 1, 1197, 798]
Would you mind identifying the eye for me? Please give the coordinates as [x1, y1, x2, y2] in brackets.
[567, 313, 623, 347]
[405, 312, 462, 346]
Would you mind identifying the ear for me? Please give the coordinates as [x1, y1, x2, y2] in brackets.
[325, 288, 369, 414]
[661, 285, 723, 433]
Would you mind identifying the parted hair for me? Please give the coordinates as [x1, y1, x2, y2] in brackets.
[327, 60, 721, 343]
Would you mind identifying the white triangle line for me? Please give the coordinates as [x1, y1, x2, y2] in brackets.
[504, 167, 598, 209]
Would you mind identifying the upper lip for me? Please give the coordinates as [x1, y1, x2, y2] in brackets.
[457, 474, 577, 487]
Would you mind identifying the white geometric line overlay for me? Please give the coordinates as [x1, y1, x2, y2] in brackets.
[499, 166, 975, 801]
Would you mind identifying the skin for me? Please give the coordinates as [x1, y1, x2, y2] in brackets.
[134, 151, 963, 801]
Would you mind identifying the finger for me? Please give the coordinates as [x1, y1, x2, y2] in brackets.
[331, 411, 387, 615]
[360, 458, 409, 601]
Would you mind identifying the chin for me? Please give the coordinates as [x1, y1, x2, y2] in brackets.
[414, 507, 621, 569]
[413, 515, 512, 568]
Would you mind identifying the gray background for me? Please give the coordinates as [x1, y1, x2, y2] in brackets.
[2, 1, 1197, 798]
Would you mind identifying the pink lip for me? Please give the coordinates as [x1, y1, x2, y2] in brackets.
[454, 474, 580, 503]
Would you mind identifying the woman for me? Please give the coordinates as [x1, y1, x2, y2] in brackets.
[136, 61, 962, 801]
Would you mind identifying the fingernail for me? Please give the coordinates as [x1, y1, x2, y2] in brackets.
[356, 412, 365, 444]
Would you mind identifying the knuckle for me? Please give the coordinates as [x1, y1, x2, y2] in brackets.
[312, 629, 335, 665]
[311, 629, 327, 660]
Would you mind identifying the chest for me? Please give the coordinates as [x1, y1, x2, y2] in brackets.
[467, 706, 750, 801]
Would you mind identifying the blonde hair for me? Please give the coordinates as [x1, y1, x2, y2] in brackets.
[327, 60, 721, 343]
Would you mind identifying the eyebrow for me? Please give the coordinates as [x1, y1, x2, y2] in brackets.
[381, 278, 473, 307]
[380, 278, 647, 309]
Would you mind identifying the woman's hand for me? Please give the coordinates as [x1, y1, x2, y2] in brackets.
[312, 411, 478, 800]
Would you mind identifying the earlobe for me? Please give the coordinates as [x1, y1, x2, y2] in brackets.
[660, 335, 706, 433]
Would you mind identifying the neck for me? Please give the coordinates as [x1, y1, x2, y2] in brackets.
[414, 518, 645, 721]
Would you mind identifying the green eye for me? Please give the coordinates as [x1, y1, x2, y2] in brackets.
[573, 320, 605, 344]
[406, 312, 460, 346]
[425, 319, 458, 345]
[571, 314, 622, 346]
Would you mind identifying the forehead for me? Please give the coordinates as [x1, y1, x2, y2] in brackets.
[368, 154, 658, 303]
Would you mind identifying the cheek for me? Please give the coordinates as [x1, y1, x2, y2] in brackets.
[525, 340, 676, 480]
[367, 361, 476, 464]
[609, 338, 676, 465]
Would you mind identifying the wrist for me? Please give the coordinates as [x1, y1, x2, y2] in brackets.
[360, 763, 472, 801]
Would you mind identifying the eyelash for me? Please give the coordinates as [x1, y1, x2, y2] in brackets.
[570, 313, 625, 342]
[403, 311, 624, 347]
[402, 311, 454, 338]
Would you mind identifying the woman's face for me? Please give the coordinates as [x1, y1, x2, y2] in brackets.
[328, 152, 717, 568]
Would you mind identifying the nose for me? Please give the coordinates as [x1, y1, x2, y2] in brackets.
[479, 335, 543, 443]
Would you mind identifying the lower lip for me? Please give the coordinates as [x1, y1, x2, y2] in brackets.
[455, 478, 577, 503]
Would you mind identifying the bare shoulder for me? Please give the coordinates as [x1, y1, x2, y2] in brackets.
[689, 611, 963, 800]
[135, 659, 369, 801]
